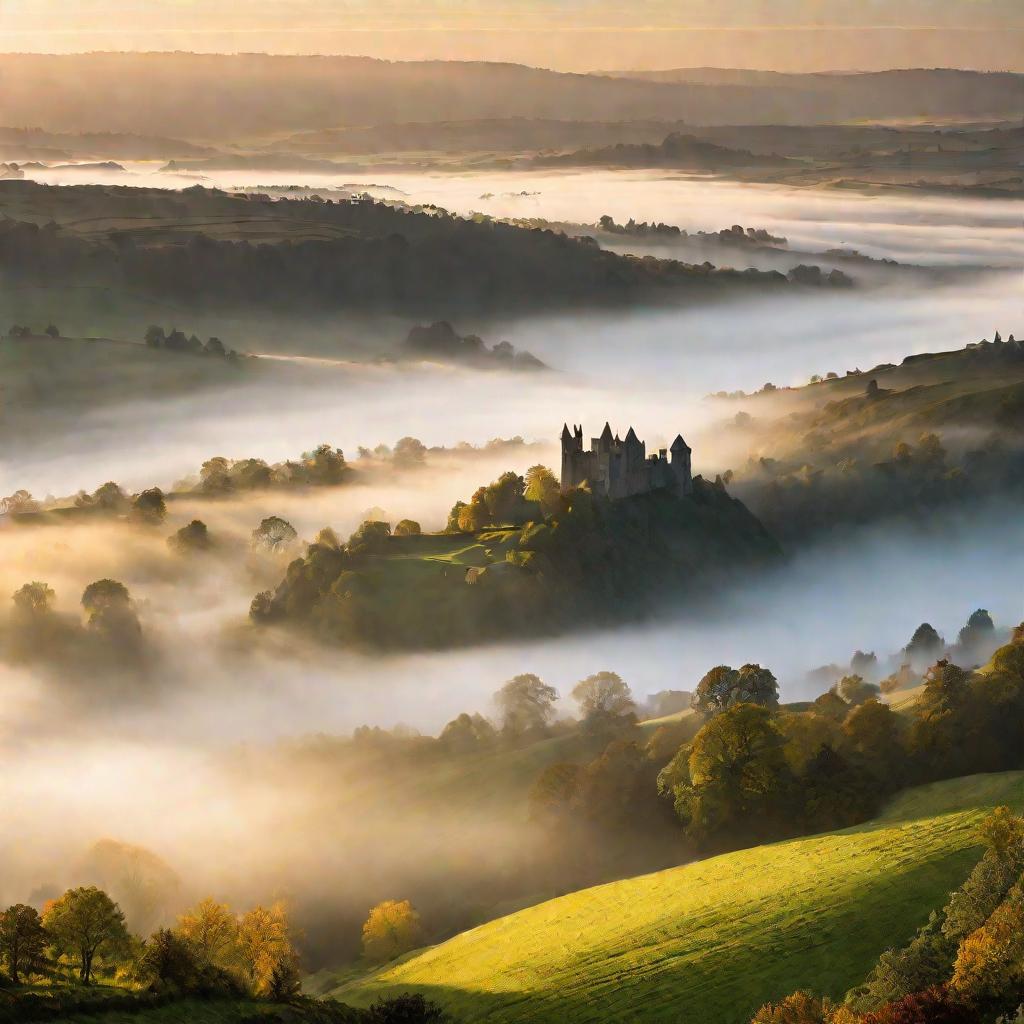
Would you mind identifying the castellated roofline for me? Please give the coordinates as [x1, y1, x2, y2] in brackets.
[559, 422, 692, 500]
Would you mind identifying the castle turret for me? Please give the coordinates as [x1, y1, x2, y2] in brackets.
[560, 423, 573, 489]
[670, 434, 692, 493]
[623, 426, 647, 495]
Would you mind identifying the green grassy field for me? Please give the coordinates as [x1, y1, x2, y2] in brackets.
[321, 771, 1024, 1024]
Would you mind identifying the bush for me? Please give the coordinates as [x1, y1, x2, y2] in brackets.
[367, 994, 448, 1023]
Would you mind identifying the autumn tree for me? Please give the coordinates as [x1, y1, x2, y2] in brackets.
[751, 991, 842, 1024]
[0, 904, 48, 984]
[237, 903, 295, 996]
[361, 900, 423, 963]
[394, 519, 422, 537]
[524, 465, 561, 514]
[445, 501, 468, 533]
[176, 897, 239, 970]
[456, 488, 490, 532]
[43, 886, 129, 985]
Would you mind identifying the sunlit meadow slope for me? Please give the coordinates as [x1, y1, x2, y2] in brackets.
[320, 772, 1024, 1024]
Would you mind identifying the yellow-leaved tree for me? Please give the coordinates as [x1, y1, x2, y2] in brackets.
[361, 899, 423, 963]
[237, 902, 296, 996]
[176, 897, 239, 970]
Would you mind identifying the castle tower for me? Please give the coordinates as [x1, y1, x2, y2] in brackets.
[560, 423, 574, 489]
[670, 434, 692, 493]
[623, 426, 646, 495]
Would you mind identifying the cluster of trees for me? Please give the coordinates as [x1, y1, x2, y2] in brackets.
[657, 627, 1024, 855]
[3, 577, 147, 672]
[7, 323, 59, 338]
[595, 217, 787, 249]
[0, 887, 300, 999]
[730, 430, 984, 542]
[751, 808, 1024, 1024]
[403, 321, 546, 371]
[357, 437, 429, 469]
[193, 444, 349, 494]
[445, 469, 536, 532]
[143, 325, 239, 360]
[71, 482, 167, 523]
[0, 484, 166, 523]
[494, 610, 1018, 886]
[728, 350, 1024, 542]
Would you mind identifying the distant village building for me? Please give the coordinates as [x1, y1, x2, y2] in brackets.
[560, 422, 692, 499]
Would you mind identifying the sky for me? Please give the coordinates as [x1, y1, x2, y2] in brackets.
[2, 0, 1023, 72]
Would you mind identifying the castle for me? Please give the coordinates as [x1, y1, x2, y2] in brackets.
[560, 422, 692, 499]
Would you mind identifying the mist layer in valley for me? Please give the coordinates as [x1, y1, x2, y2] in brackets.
[3, 154, 1023, 982]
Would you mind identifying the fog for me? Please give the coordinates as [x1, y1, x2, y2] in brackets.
[3, 163, 1024, 966]
[21, 164, 1024, 267]
[5, 270, 1020, 498]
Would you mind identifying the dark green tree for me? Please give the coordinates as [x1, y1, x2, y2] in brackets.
[131, 488, 167, 524]
[674, 703, 790, 845]
[42, 886, 129, 985]
[0, 904, 48, 984]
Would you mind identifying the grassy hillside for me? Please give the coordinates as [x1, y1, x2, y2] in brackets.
[320, 772, 1024, 1024]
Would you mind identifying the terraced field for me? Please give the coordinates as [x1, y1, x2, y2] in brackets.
[319, 772, 1024, 1024]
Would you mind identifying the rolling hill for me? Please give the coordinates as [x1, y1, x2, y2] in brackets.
[2, 57, 1023, 142]
[316, 771, 1024, 1024]
[0, 179, 802, 321]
